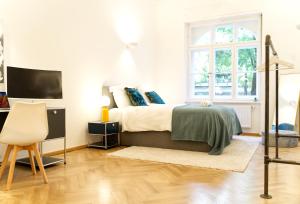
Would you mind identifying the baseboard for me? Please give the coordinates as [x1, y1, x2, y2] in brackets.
[43, 144, 88, 156]
[241, 132, 260, 137]
[43, 133, 260, 156]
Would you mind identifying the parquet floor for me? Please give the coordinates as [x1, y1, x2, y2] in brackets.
[0, 144, 300, 204]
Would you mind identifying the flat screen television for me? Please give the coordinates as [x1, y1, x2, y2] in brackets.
[7, 66, 63, 99]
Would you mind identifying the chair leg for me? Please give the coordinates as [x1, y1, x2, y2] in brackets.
[0, 145, 13, 180]
[6, 145, 19, 190]
[28, 150, 36, 175]
[33, 143, 48, 184]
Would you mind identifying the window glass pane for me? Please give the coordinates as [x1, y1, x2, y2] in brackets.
[238, 27, 256, 42]
[237, 47, 257, 96]
[191, 74, 209, 97]
[238, 47, 257, 72]
[215, 73, 232, 96]
[191, 27, 211, 46]
[215, 49, 232, 73]
[215, 49, 232, 96]
[191, 50, 209, 73]
[237, 20, 258, 42]
[215, 24, 233, 43]
[191, 50, 210, 97]
[237, 73, 257, 96]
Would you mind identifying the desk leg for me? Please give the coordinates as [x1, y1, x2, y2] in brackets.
[64, 135, 67, 164]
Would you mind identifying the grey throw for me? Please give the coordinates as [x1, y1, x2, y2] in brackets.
[171, 105, 242, 155]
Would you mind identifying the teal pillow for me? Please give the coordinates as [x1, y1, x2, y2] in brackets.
[145, 91, 165, 104]
[124, 87, 148, 106]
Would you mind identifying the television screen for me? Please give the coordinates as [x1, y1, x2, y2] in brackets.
[7, 66, 62, 99]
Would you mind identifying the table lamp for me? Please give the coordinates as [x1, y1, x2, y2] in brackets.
[101, 96, 110, 122]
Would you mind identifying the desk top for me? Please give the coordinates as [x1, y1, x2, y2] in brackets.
[0, 108, 10, 112]
[0, 107, 65, 113]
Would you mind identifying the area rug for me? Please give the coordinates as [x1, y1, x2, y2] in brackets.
[108, 136, 260, 172]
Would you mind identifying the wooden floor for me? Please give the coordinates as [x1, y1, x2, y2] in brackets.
[0, 144, 300, 204]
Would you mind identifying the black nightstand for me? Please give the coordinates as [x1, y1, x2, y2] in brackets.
[88, 121, 120, 149]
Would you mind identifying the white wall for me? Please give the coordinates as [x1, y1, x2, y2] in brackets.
[0, 0, 157, 156]
[154, 0, 300, 133]
[0, 0, 299, 158]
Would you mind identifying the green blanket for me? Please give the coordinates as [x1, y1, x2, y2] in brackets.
[171, 105, 242, 155]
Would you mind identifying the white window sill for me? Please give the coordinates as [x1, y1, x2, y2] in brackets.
[186, 99, 261, 105]
[212, 100, 260, 105]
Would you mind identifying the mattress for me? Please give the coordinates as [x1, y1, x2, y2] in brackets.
[109, 104, 180, 132]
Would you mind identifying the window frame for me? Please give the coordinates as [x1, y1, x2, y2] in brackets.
[186, 14, 262, 102]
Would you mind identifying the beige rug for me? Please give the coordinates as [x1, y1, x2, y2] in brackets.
[108, 136, 260, 172]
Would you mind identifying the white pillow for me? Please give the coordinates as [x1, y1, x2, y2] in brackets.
[112, 89, 132, 108]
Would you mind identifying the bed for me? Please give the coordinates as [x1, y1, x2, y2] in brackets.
[103, 86, 242, 155]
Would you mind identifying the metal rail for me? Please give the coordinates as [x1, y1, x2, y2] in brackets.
[260, 35, 300, 199]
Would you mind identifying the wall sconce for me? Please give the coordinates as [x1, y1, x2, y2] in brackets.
[125, 42, 138, 49]
[115, 11, 140, 46]
[297, 24, 300, 30]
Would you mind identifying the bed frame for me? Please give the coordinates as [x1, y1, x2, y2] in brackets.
[121, 131, 211, 152]
[102, 86, 211, 152]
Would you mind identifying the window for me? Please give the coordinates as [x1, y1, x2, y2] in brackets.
[187, 14, 261, 101]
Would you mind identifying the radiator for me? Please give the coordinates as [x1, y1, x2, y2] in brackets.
[223, 105, 252, 128]
[232, 105, 252, 128]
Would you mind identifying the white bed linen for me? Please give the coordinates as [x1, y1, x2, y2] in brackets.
[109, 104, 179, 132]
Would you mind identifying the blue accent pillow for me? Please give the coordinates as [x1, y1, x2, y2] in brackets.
[145, 91, 165, 104]
[124, 87, 148, 106]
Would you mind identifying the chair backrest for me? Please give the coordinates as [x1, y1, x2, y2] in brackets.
[0, 102, 48, 145]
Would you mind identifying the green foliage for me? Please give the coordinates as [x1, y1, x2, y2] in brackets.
[198, 72, 208, 84]
[237, 48, 257, 95]
[216, 25, 233, 43]
[215, 49, 232, 84]
[216, 26, 233, 34]
[215, 49, 232, 73]
[238, 48, 257, 72]
[192, 51, 209, 84]
[238, 28, 256, 42]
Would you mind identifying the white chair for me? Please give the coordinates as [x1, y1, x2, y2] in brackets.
[0, 102, 49, 190]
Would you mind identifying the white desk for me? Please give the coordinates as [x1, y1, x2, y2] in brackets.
[0, 108, 66, 167]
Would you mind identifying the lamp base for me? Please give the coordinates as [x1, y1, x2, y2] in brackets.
[101, 107, 109, 122]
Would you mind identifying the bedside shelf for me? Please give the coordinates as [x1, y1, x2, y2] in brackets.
[88, 121, 120, 149]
